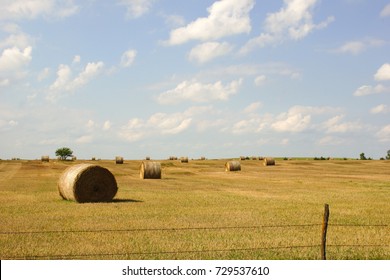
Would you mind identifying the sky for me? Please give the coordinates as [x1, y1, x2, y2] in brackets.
[1, 0, 390, 160]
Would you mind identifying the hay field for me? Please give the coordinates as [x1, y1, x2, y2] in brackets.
[0, 158, 389, 260]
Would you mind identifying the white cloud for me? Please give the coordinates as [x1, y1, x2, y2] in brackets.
[254, 75, 267, 86]
[376, 124, 390, 142]
[157, 78, 242, 105]
[49, 64, 72, 92]
[240, 0, 334, 54]
[72, 55, 81, 64]
[119, 110, 196, 142]
[380, 3, 390, 17]
[231, 117, 267, 134]
[318, 135, 346, 146]
[188, 42, 233, 64]
[353, 84, 390, 96]
[76, 135, 93, 144]
[73, 62, 104, 88]
[371, 104, 389, 114]
[0, 46, 32, 84]
[118, 0, 153, 19]
[334, 41, 365, 55]
[244, 102, 262, 114]
[120, 49, 137, 67]
[374, 63, 390, 81]
[272, 112, 311, 132]
[0, 32, 32, 50]
[0, 0, 79, 21]
[103, 120, 111, 131]
[48, 61, 104, 100]
[270, 105, 340, 133]
[322, 115, 362, 133]
[333, 39, 385, 55]
[166, 0, 254, 45]
[37, 67, 50, 81]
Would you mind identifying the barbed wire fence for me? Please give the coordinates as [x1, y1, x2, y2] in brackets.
[1, 204, 389, 260]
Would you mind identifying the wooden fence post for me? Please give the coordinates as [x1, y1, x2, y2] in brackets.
[321, 203, 330, 260]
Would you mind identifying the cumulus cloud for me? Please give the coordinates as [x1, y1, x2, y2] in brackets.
[188, 42, 233, 64]
[332, 39, 385, 55]
[0, 46, 32, 85]
[371, 104, 389, 114]
[118, 0, 154, 19]
[120, 49, 137, 67]
[244, 102, 262, 114]
[119, 108, 207, 142]
[254, 75, 267, 86]
[322, 115, 362, 133]
[156, 78, 242, 104]
[353, 84, 390, 96]
[272, 112, 311, 132]
[48, 61, 104, 100]
[374, 63, 390, 81]
[76, 135, 93, 144]
[380, 3, 390, 17]
[376, 124, 390, 142]
[103, 120, 111, 131]
[0, 0, 79, 21]
[166, 0, 254, 45]
[240, 0, 334, 54]
[270, 105, 341, 133]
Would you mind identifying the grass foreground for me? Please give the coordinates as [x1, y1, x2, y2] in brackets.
[0, 158, 389, 260]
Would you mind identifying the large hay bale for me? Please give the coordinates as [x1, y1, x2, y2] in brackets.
[240, 156, 246, 161]
[115, 156, 124, 164]
[145, 156, 151, 160]
[264, 157, 275, 166]
[140, 161, 161, 179]
[180, 157, 189, 163]
[225, 161, 241, 172]
[41, 156, 49, 162]
[58, 164, 117, 203]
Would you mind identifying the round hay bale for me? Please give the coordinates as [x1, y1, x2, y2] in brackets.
[58, 164, 117, 203]
[225, 161, 241, 172]
[140, 161, 161, 179]
[180, 157, 189, 163]
[91, 157, 96, 161]
[240, 156, 246, 161]
[145, 156, 151, 160]
[41, 156, 49, 162]
[264, 157, 275, 166]
[115, 156, 124, 164]
[200, 157, 206, 160]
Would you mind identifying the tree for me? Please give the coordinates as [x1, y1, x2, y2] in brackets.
[386, 150, 390, 160]
[55, 147, 73, 160]
[359, 152, 367, 160]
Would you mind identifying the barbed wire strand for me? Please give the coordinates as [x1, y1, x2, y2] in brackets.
[2, 245, 321, 260]
[0, 224, 323, 235]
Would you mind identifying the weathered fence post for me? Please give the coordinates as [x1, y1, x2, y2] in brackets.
[321, 203, 330, 260]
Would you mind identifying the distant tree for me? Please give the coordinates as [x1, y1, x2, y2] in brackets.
[360, 153, 367, 160]
[386, 150, 390, 160]
[55, 147, 73, 160]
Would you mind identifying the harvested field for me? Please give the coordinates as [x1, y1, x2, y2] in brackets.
[0, 159, 389, 260]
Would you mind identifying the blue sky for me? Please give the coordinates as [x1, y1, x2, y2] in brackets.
[1, 0, 390, 160]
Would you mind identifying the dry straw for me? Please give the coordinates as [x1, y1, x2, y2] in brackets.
[58, 164, 117, 203]
[264, 157, 275, 166]
[140, 161, 161, 179]
[115, 156, 124, 164]
[180, 157, 189, 163]
[41, 156, 49, 162]
[225, 160, 241, 172]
